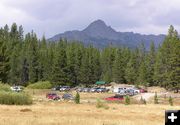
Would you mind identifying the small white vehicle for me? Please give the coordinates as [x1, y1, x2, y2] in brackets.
[113, 87, 127, 93]
[10, 86, 22, 92]
[132, 88, 140, 94]
[59, 86, 70, 91]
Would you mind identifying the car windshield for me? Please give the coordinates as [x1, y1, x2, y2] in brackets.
[114, 95, 122, 98]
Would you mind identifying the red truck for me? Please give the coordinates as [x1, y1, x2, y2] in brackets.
[105, 95, 124, 101]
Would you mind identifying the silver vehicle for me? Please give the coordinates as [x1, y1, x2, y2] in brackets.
[82, 88, 90, 92]
[96, 88, 108, 93]
[76, 87, 83, 92]
[59, 86, 70, 91]
[117, 89, 127, 95]
[126, 89, 135, 96]
[10, 86, 22, 92]
[62, 93, 74, 100]
[90, 87, 99, 92]
[132, 88, 140, 94]
[113, 87, 127, 93]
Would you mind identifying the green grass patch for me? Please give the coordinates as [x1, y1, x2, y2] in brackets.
[27, 81, 52, 89]
[0, 91, 32, 105]
[0, 82, 11, 92]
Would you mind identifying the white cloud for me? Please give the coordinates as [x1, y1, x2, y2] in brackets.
[0, 0, 180, 38]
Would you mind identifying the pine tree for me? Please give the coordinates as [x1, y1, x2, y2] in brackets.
[74, 92, 80, 104]
[158, 25, 180, 91]
[125, 53, 137, 84]
[51, 40, 68, 85]
[74, 43, 83, 85]
[0, 27, 10, 83]
[146, 42, 156, 85]
[137, 61, 148, 86]
[23, 32, 39, 83]
[101, 47, 115, 82]
[38, 36, 49, 81]
[78, 49, 90, 85]
[112, 49, 125, 83]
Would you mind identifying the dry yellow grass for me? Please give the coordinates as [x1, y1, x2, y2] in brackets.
[0, 89, 179, 125]
[0, 101, 179, 125]
[0, 103, 179, 125]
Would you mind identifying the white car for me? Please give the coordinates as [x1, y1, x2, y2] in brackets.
[10, 86, 22, 92]
[59, 86, 70, 91]
[113, 87, 127, 93]
[132, 88, 140, 94]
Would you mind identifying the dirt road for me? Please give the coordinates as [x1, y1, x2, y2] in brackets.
[134, 93, 156, 101]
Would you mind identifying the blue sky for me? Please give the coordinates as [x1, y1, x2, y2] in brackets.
[0, 0, 180, 38]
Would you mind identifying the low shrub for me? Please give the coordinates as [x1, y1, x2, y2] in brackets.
[143, 99, 147, 104]
[0, 82, 11, 92]
[168, 96, 173, 106]
[154, 92, 158, 104]
[74, 92, 80, 104]
[27, 81, 52, 89]
[0, 91, 32, 105]
[125, 95, 130, 105]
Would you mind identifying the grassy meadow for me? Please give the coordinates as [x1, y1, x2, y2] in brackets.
[0, 89, 180, 125]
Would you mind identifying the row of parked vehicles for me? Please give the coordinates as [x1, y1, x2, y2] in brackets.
[52, 86, 71, 91]
[51, 86, 110, 93]
[113, 87, 147, 96]
[77, 87, 109, 93]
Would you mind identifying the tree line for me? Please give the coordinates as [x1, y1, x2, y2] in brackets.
[0, 24, 179, 92]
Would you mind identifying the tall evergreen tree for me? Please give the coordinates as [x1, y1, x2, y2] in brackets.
[125, 53, 137, 84]
[146, 42, 156, 85]
[51, 40, 68, 85]
[0, 27, 10, 83]
[24, 32, 39, 83]
[8, 23, 22, 84]
[112, 48, 125, 83]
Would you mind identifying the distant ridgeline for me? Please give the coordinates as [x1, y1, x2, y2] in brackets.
[0, 23, 179, 92]
[48, 20, 166, 49]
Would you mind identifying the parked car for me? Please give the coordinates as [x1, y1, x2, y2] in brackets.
[126, 89, 135, 96]
[62, 93, 74, 100]
[90, 87, 99, 92]
[10, 86, 23, 92]
[105, 95, 124, 101]
[82, 88, 90, 92]
[139, 88, 147, 93]
[96, 88, 108, 93]
[117, 89, 127, 95]
[51, 86, 61, 91]
[132, 88, 140, 94]
[113, 87, 127, 93]
[60, 86, 70, 91]
[76, 87, 84, 92]
[46, 93, 60, 100]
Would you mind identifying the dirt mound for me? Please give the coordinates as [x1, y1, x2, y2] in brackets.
[20, 108, 32, 112]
